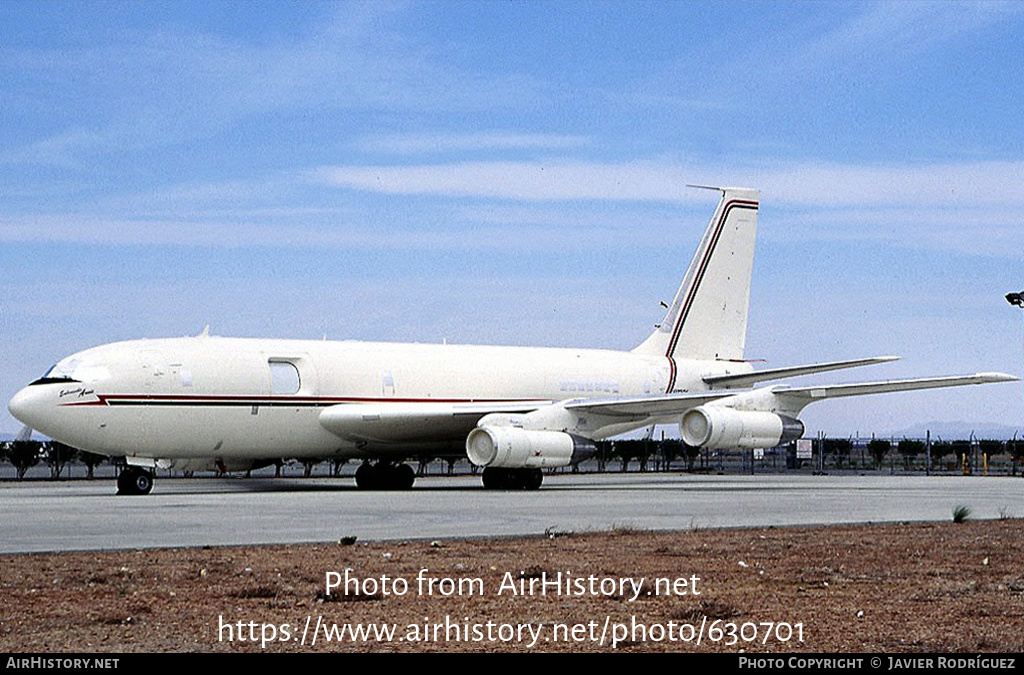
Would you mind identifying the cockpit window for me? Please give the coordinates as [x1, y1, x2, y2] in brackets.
[32, 358, 110, 385]
[30, 362, 80, 385]
[29, 375, 80, 386]
[43, 360, 79, 380]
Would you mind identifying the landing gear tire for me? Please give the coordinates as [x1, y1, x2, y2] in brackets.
[481, 467, 543, 490]
[355, 462, 416, 490]
[117, 466, 154, 495]
[355, 462, 375, 489]
[519, 468, 543, 490]
[482, 466, 503, 490]
[394, 463, 415, 490]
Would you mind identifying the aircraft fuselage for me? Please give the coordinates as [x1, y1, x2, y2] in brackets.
[9, 335, 747, 469]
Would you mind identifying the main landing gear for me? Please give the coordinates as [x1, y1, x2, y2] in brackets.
[354, 461, 416, 490]
[481, 467, 543, 490]
[117, 466, 154, 495]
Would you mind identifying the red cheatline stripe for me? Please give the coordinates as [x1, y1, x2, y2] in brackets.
[60, 394, 552, 408]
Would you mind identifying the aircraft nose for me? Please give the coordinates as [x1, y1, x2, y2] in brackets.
[8, 385, 48, 430]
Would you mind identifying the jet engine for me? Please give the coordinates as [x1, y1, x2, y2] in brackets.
[466, 426, 597, 468]
[680, 406, 804, 449]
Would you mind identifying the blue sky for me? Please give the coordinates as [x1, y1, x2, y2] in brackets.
[2, 1, 1023, 438]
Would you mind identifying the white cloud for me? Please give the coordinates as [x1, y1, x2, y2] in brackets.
[0, 212, 654, 252]
[4, 158, 1020, 257]
[791, 2, 1020, 73]
[314, 158, 1024, 206]
[0, 129, 105, 167]
[1, 4, 542, 166]
[308, 157, 1024, 258]
[315, 160, 704, 201]
[758, 161, 1024, 207]
[354, 132, 591, 155]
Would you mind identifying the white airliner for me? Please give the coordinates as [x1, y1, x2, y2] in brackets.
[8, 187, 1015, 494]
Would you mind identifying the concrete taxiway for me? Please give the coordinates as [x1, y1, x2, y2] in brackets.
[2, 473, 1022, 554]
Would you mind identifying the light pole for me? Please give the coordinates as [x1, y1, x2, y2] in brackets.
[1007, 291, 1023, 361]
[1007, 292, 1024, 474]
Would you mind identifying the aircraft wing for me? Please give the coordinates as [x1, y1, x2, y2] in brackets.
[771, 372, 1018, 406]
[320, 372, 1017, 444]
[563, 372, 1017, 421]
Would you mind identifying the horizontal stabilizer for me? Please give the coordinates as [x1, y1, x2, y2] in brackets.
[703, 356, 899, 389]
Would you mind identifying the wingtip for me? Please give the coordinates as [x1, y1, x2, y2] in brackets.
[975, 372, 1019, 382]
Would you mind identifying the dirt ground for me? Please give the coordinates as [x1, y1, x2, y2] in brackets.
[2, 518, 1023, 653]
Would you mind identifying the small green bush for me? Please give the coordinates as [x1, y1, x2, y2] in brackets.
[952, 504, 971, 523]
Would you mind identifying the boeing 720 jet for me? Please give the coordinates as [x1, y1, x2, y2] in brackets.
[8, 187, 1015, 494]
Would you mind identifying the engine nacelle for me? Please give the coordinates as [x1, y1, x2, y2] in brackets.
[466, 426, 597, 469]
[680, 406, 804, 450]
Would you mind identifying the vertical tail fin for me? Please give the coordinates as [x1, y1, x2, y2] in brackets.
[633, 187, 759, 362]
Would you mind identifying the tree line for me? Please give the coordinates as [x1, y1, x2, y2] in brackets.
[817, 437, 1024, 473]
[0, 440, 107, 480]
[3, 436, 1024, 480]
